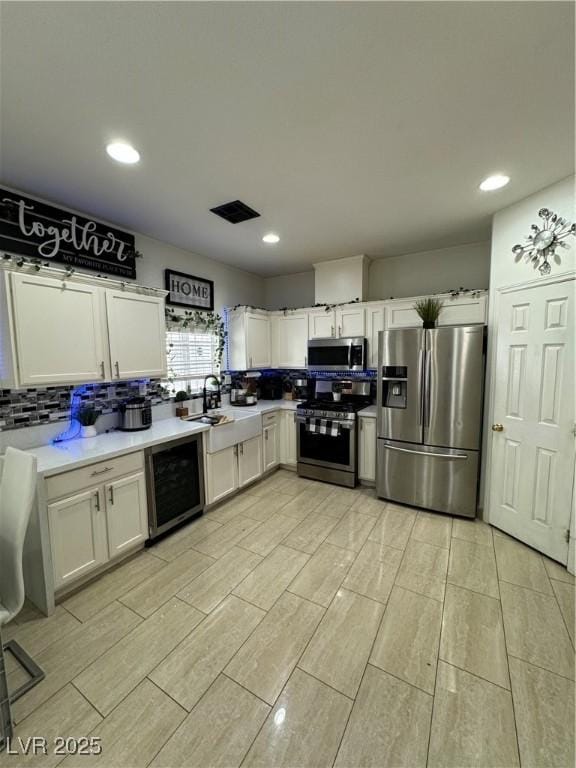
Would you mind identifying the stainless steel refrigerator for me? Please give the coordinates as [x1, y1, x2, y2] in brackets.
[376, 325, 485, 517]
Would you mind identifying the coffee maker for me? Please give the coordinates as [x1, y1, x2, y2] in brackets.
[291, 377, 310, 402]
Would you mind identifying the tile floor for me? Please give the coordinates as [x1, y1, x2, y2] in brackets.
[2, 469, 575, 767]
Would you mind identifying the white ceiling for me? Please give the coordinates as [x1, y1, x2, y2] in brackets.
[1, 2, 574, 277]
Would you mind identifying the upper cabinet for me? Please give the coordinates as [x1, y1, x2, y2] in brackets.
[106, 290, 166, 379]
[308, 308, 336, 339]
[227, 308, 271, 370]
[365, 302, 386, 369]
[8, 272, 108, 386]
[0, 269, 167, 388]
[271, 312, 308, 368]
[387, 293, 488, 330]
[335, 305, 365, 338]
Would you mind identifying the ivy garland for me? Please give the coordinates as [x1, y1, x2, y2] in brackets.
[165, 308, 227, 368]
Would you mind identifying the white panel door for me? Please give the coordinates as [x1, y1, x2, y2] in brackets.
[105, 472, 148, 558]
[274, 313, 308, 368]
[246, 313, 271, 368]
[308, 309, 336, 339]
[488, 278, 575, 562]
[106, 290, 166, 379]
[206, 445, 238, 504]
[238, 435, 262, 487]
[336, 306, 365, 338]
[263, 422, 279, 471]
[365, 303, 386, 368]
[11, 273, 107, 386]
[358, 417, 376, 482]
[48, 489, 108, 589]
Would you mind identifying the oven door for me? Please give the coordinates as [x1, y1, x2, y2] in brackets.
[296, 415, 356, 472]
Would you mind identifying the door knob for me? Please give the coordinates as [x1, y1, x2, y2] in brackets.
[492, 424, 504, 432]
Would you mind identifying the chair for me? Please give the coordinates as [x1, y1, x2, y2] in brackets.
[0, 447, 45, 702]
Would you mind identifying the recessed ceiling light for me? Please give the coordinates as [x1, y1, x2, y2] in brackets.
[106, 141, 140, 165]
[479, 174, 510, 191]
[262, 233, 280, 244]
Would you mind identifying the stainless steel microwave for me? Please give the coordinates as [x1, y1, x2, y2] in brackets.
[307, 337, 367, 371]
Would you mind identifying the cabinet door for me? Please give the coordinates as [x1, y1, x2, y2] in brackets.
[246, 313, 271, 368]
[48, 488, 108, 590]
[365, 304, 386, 369]
[438, 295, 488, 326]
[274, 314, 308, 368]
[336, 306, 366, 338]
[308, 309, 336, 339]
[10, 273, 107, 386]
[106, 290, 166, 379]
[263, 422, 279, 471]
[105, 472, 148, 558]
[206, 445, 238, 504]
[280, 411, 297, 466]
[358, 417, 376, 482]
[238, 435, 262, 486]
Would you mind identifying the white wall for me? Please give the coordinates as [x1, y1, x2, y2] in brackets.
[368, 242, 490, 300]
[136, 234, 264, 316]
[490, 175, 575, 289]
[264, 270, 315, 310]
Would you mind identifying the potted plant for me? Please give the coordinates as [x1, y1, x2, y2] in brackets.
[414, 297, 443, 329]
[77, 405, 100, 438]
[174, 390, 190, 417]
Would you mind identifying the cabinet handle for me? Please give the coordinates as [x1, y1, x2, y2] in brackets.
[338, 325, 342, 337]
[100, 361, 105, 379]
[240, 443, 244, 455]
[91, 466, 113, 476]
[304, 355, 307, 366]
[94, 490, 101, 511]
[108, 486, 114, 505]
[265, 431, 268, 440]
[331, 325, 334, 337]
[115, 361, 120, 378]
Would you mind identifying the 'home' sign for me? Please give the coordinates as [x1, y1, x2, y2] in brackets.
[0, 187, 137, 279]
[165, 269, 214, 310]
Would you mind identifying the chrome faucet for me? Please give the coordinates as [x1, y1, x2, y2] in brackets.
[202, 375, 221, 414]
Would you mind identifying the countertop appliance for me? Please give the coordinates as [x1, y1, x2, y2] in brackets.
[259, 375, 283, 401]
[291, 377, 310, 401]
[376, 326, 485, 517]
[230, 372, 259, 406]
[307, 337, 366, 372]
[118, 397, 152, 432]
[145, 433, 205, 540]
[296, 379, 371, 487]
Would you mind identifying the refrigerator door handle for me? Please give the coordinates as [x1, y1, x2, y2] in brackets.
[424, 348, 432, 428]
[382, 444, 468, 460]
[418, 348, 425, 426]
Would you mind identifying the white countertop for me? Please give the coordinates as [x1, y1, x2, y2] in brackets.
[358, 405, 377, 418]
[26, 399, 298, 477]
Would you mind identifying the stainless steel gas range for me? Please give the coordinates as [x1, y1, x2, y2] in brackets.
[296, 380, 371, 487]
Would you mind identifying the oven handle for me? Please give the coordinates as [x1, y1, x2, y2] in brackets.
[382, 444, 468, 460]
[295, 415, 354, 429]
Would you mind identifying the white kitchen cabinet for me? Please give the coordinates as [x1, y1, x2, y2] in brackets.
[271, 313, 308, 368]
[8, 272, 108, 386]
[365, 303, 386, 369]
[48, 488, 108, 590]
[279, 410, 297, 466]
[307, 308, 336, 339]
[105, 472, 148, 558]
[358, 416, 376, 483]
[238, 434, 263, 487]
[205, 445, 239, 504]
[335, 305, 365, 338]
[263, 418, 279, 472]
[106, 290, 167, 379]
[227, 308, 271, 369]
[387, 293, 488, 329]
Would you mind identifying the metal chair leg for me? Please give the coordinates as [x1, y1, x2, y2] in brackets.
[3, 640, 45, 703]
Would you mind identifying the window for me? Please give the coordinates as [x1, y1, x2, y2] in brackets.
[163, 328, 220, 395]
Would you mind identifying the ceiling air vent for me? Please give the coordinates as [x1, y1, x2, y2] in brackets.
[210, 200, 260, 224]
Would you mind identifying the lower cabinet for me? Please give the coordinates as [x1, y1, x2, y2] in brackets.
[358, 416, 376, 482]
[47, 468, 148, 590]
[279, 410, 297, 466]
[263, 419, 279, 472]
[205, 435, 263, 504]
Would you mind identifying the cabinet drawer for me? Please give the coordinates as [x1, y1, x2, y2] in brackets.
[262, 411, 279, 426]
[46, 451, 144, 500]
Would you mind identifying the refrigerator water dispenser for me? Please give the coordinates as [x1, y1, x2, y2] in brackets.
[381, 366, 407, 409]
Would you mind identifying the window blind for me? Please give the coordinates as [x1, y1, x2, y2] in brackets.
[163, 329, 220, 394]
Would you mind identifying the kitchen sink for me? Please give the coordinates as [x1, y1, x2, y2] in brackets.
[200, 408, 262, 454]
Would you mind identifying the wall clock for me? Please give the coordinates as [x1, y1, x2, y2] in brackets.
[512, 208, 575, 275]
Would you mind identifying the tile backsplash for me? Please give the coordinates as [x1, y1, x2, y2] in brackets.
[0, 379, 168, 432]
